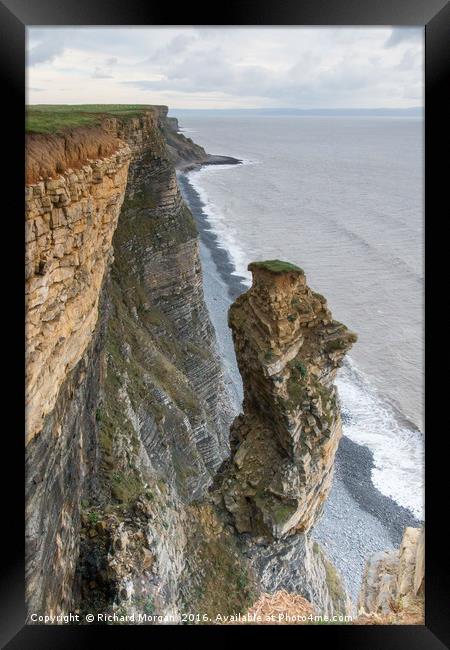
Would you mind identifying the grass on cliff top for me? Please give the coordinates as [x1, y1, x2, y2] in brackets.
[26, 104, 162, 134]
[249, 259, 304, 274]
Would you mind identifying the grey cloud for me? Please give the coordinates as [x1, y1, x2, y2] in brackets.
[396, 48, 422, 70]
[385, 28, 422, 48]
[121, 60, 273, 96]
[121, 80, 161, 90]
[166, 33, 197, 55]
[122, 44, 375, 104]
[144, 33, 197, 65]
[91, 57, 117, 77]
[28, 39, 64, 66]
[92, 67, 114, 79]
[27, 27, 423, 108]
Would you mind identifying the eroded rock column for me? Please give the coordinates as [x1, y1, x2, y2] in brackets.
[221, 260, 357, 539]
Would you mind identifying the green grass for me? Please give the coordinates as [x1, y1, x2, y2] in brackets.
[293, 361, 308, 378]
[144, 596, 155, 615]
[87, 511, 100, 526]
[249, 259, 304, 274]
[325, 338, 348, 352]
[26, 104, 159, 134]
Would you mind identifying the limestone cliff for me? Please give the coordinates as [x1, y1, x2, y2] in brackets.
[356, 527, 424, 624]
[220, 260, 357, 538]
[25, 107, 233, 619]
[25, 143, 132, 443]
[25, 107, 355, 623]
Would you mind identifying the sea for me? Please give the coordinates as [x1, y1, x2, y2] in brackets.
[174, 113, 424, 521]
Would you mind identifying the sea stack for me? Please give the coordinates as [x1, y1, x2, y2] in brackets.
[221, 260, 357, 538]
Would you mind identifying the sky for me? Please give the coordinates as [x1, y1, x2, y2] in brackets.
[26, 27, 424, 109]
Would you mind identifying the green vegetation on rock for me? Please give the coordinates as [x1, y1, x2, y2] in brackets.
[313, 542, 348, 616]
[180, 504, 258, 621]
[325, 338, 348, 352]
[249, 259, 304, 274]
[286, 359, 309, 407]
[270, 500, 297, 524]
[293, 360, 308, 378]
[144, 595, 155, 615]
[26, 104, 158, 134]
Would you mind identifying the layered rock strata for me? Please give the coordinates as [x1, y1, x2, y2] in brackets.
[25, 144, 132, 443]
[25, 108, 233, 619]
[246, 534, 352, 617]
[221, 260, 357, 539]
[357, 527, 424, 624]
[25, 109, 356, 623]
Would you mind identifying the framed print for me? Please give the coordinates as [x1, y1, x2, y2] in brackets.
[1, 0, 448, 647]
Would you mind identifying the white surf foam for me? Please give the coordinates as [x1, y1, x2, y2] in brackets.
[188, 164, 254, 286]
[187, 161, 424, 521]
[337, 358, 424, 520]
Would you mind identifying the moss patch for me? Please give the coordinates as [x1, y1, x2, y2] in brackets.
[249, 259, 304, 274]
[286, 360, 308, 407]
[181, 504, 258, 621]
[325, 338, 348, 352]
[314, 543, 348, 615]
[269, 500, 298, 525]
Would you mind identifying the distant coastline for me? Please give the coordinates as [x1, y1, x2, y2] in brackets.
[171, 106, 423, 118]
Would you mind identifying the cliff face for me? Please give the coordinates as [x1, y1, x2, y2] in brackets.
[25, 143, 131, 443]
[221, 261, 356, 539]
[25, 124, 133, 615]
[25, 108, 233, 618]
[357, 527, 424, 624]
[25, 108, 355, 622]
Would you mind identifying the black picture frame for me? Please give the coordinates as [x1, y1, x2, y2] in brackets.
[1, 0, 448, 647]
